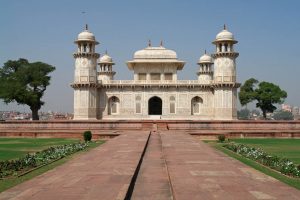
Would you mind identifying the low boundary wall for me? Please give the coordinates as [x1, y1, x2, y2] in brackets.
[0, 120, 300, 139]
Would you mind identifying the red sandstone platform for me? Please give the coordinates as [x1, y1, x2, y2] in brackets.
[1, 120, 300, 139]
[0, 130, 300, 200]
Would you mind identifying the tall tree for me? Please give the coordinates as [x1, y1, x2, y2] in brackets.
[239, 78, 287, 119]
[0, 58, 55, 120]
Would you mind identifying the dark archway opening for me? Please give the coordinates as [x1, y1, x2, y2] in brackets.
[148, 96, 162, 115]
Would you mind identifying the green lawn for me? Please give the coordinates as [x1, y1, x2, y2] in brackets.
[231, 138, 300, 164]
[0, 138, 105, 192]
[207, 138, 300, 190]
[0, 138, 81, 161]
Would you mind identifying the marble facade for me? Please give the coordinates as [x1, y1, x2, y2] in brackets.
[71, 25, 240, 120]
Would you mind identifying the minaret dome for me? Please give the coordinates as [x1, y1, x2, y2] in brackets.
[197, 51, 213, 83]
[98, 52, 116, 81]
[75, 24, 99, 44]
[214, 25, 236, 43]
[198, 53, 213, 64]
[99, 53, 114, 64]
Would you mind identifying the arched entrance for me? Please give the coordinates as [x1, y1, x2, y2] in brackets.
[148, 96, 162, 115]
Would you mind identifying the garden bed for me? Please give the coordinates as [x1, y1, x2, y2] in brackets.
[0, 142, 88, 179]
[223, 142, 300, 178]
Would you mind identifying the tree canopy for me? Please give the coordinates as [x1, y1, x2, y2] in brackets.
[239, 78, 287, 119]
[0, 58, 55, 120]
[237, 108, 250, 120]
[239, 78, 258, 106]
[273, 110, 294, 120]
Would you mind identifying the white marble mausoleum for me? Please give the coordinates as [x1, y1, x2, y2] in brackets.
[71, 25, 240, 120]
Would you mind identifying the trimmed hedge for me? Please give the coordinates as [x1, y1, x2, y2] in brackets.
[223, 142, 300, 178]
[218, 134, 226, 142]
[83, 131, 92, 142]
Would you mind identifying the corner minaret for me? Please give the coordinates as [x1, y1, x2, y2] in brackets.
[98, 51, 116, 81]
[211, 25, 240, 119]
[72, 25, 100, 120]
[197, 50, 213, 84]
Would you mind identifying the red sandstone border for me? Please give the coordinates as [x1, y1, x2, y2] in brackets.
[0, 120, 300, 139]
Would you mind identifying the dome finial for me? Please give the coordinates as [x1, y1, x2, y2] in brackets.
[160, 40, 163, 47]
[105, 49, 108, 55]
[148, 39, 151, 47]
[205, 49, 207, 54]
[223, 24, 227, 30]
[85, 24, 88, 30]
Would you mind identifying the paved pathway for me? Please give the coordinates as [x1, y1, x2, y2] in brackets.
[160, 131, 300, 200]
[0, 132, 150, 200]
[1, 130, 300, 200]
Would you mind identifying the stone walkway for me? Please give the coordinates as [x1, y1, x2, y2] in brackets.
[0, 132, 150, 200]
[1, 131, 300, 200]
[160, 132, 300, 200]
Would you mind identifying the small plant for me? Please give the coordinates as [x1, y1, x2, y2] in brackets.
[83, 131, 92, 142]
[218, 134, 226, 143]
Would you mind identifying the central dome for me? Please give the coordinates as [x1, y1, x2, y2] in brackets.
[134, 46, 177, 59]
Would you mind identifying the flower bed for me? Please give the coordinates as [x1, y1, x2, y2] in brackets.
[0, 142, 88, 178]
[223, 142, 300, 178]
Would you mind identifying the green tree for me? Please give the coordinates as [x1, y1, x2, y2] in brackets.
[237, 108, 250, 120]
[273, 110, 294, 120]
[251, 109, 260, 117]
[0, 58, 55, 120]
[239, 78, 258, 106]
[239, 78, 287, 119]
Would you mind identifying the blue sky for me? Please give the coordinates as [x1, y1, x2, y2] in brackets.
[1, 0, 300, 112]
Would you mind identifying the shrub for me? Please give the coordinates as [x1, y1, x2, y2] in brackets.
[218, 134, 226, 143]
[83, 131, 92, 142]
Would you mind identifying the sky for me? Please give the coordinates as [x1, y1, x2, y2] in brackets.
[0, 0, 300, 113]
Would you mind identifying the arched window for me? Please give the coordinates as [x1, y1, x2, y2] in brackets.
[170, 96, 176, 114]
[191, 96, 203, 115]
[136, 96, 142, 114]
[108, 96, 120, 115]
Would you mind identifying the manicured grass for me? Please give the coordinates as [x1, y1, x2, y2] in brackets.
[0, 140, 105, 193]
[208, 141, 300, 190]
[231, 138, 300, 164]
[0, 138, 80, 161]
